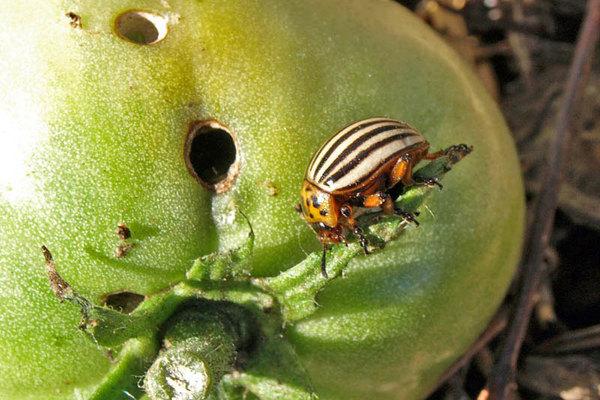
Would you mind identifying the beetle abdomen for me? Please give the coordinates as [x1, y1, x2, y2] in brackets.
[306, 118, 427, 193]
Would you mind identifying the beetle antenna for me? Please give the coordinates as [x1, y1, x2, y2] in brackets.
[321, 243, 329, 279]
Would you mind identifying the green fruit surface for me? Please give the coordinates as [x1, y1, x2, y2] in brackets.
[0, 1, 524, 399]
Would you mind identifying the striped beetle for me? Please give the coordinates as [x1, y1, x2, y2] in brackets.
[300, 117, 464, 278]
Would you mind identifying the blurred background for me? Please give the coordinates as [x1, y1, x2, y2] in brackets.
[392, 1, 600, 399]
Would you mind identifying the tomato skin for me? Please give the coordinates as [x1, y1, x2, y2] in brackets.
[0, 1, 523, 399]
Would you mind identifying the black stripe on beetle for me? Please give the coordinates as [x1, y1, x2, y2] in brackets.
[327, 141, 427, 191]
[315, 126, 416, 183]
[308, 118, 390, 177]
[322, 135, 423, 187]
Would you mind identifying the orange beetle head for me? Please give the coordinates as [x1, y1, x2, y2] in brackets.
[300, 180, 338, 228]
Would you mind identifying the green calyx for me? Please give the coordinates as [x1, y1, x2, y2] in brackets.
[44, 151, 469, 400]
[145, 305, 248, 400]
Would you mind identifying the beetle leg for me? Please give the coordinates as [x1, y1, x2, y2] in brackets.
[339, 233, 348, 246]
[381, 196, 420, 226]
[415, 144, 473, 188]
[423, 149, 445, 160]
[340, 204, 370, 255]
[394, 145, 472, 189]
[424, 144, 472, 161]
[381, 196, 395, 214]
[389, 154, 417, 186]
[340, 204, 352, 219]
[442, 144, 474, 163]
[416, 147, 445, 188]
[396, 210, 420, 226]
[353, 225, 370, 255]
[362, 192, 388, 208]
[415, 176, 443, 189]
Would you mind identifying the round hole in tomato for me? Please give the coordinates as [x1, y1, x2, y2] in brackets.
[184, 120, 240, 193]
[114, 10, 168, 45]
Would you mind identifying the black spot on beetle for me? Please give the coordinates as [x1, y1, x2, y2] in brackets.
[309, 213, 314, 219]
[306, 198, 310, 207]
[311, 195, 321, 208]
[320, 209, 328, 216]
[305, 186, 313, 192]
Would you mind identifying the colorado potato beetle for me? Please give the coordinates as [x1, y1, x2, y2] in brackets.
[300, 117, 466, 278]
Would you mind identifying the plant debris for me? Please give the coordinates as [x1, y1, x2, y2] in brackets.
[395, 1, 600, 399]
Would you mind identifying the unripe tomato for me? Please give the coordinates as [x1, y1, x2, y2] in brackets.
[0, 1, 524, 399]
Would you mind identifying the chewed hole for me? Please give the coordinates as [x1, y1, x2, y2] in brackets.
[114, 10, 168, 45]
[185, 120, 241, 193]
[100, 291, 145, 314]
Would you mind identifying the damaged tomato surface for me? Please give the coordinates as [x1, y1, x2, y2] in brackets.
[0, 1, 524, 399]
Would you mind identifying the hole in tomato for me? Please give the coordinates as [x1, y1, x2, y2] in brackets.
[185, 120, 241, 193]
[101, 291, 145, 314]
[114, 11, 168, 45]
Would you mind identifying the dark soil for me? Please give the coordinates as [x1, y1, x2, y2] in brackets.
[394, 1, 600, 399]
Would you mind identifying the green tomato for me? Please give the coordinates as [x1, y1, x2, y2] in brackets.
[0, 1, 524, 399]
